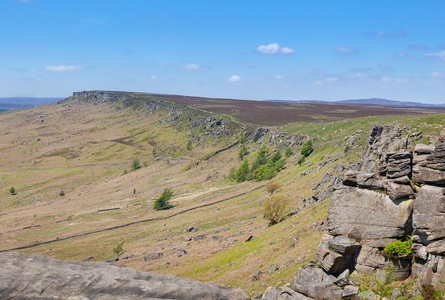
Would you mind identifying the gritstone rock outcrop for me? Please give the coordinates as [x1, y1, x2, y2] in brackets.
[0, 252, 248, 300]
[263, 125, 445, 299]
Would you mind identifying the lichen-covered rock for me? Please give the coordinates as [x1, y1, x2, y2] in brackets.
[328, 187, 413, 245]
[383, 180, 414, 200]
[262, 287, 309, 300]
[386, 152, 412, 179]
[413, 165, 445, 186]
[414, 144, 435, 155]
[0, 252, 248, 300]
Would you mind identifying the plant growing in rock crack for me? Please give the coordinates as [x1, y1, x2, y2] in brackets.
[383, 240, 412, 259]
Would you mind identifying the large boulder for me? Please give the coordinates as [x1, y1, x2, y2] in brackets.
[328, 187, 414, 246]
[292, 263, 334, 299]
[413, 185, 445, 251]
[386, 152, 412, 179]
[0, 252, 248, 300]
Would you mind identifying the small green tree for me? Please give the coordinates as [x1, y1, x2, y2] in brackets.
[113, 242, 124, 255]
[59, 190, 65, 196]
[301, 140, 314, 157]
[154, 188, 173, 210]
[238, 144, 249, 160]
[186, 140, 192, 151]
[265, 182, 281, 194]
[152, 147, 157, 157]
[297, 156, 305, 166]
[285, 146, 293, 157]
[130, 158, 141, 170]
[239, 135, 247, 144]
[235, 159, 250, 182]
[263, 195, 291, 224]
[9, 187, 16, 195]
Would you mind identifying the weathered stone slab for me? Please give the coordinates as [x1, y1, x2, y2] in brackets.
[386, 152, 412, 179]
[413, 165, 445, 186]
[356, 173, 384, 190]
[0, 252, 248, 300]
[415, 144, 435, 155]
[328, 187, 413, 244]
[413, 185, 445, 246]
[383, 180, 414, 200]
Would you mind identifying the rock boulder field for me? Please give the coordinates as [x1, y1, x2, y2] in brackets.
[0, 252, 248, 300]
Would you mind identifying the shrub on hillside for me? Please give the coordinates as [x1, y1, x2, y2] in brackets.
[186, 140, 192, 150]
[9, 187, 16, 195]
[263, 195, 291, 224]
[59, 190, 65, 196]
[239, 135, 247, 144]
[300, 140, 314, 157]
[284, 146, 293, 157]
[265, 182, 281, 194]
[130, 158, 141, 170]
[113, 242, 124, 255]
[153, 188, 173, 210]
[238, 144, 249, 160]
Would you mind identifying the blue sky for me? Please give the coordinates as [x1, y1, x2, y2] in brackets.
[1, 1, 445, 103]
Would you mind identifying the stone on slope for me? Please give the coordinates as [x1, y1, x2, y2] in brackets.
[0, 252, 248, 300]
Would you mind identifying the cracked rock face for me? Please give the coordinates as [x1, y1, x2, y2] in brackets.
[0, 252, 248, 300]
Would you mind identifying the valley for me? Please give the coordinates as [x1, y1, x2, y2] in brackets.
[1, 91, 445, 299]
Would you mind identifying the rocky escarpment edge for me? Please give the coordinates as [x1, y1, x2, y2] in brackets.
[0, 252, 248, 300]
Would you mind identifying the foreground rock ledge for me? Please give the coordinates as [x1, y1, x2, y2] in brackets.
[0, 252, 248, 300]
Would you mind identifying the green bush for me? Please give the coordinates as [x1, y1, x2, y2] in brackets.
[383, 240, 412, 258]
[301, 140, 314, 157]
[186, 140, 192, 150]
[235, 159, 250, 182]
[239, 135, 247, 144]
[238, 144, 249, 160]
[113, 242, 124, 254]
[9, 187, 16, 195]
[59, 190, 65, 196]
[153, 188, 173, 210]
[263, 195, 290, 224]
[284, 146, 293, 157]
[130, 158, 141, 170]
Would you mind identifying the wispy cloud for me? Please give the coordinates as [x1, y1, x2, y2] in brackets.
[409, 44, 429, 50]
[378, 63, 393, 70]
[228, 75, 242, 83]
[150, 75, 159, 80]
[335, 46, 356, 54]
[44, 65, 85, 72]
[256, 43, 295, 55]
[182, 63, 201, 71]
[424, 51, 445, 61]
[397, 52, 407, 58]
[431, 72, 444, 78]
[274, 75, 284, 80]
[366, 30, 405, 37]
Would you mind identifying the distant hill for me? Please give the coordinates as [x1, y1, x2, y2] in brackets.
[267, 98, 445, 107]
[0, 97, 64, 111]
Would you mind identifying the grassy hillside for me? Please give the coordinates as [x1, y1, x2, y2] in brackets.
[1, 91, 444, 297]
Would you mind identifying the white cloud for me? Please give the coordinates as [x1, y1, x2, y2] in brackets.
[228, 75, 242, 83]
[397, 52, 407, 58]
[326, 77, 338, 82]
[366, 30, 405, 37]
[183, 63, 201, 71]
[44, 65, 85, 72]
[150, 75, 159, 80]
[256, 43, 295, 55]
[381, 76, 393, 82]
[314, 80, 323, 85]
[409, 44, 429, 50]
[378, 63, 393, 70]
[396, 78, 408, 83]
[431, 72, 444, 78]
[335, 46, 356, 54]
[274, 75, 284, 80]
[353, 73, 367, 79]
[424, 51, 445, 61]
